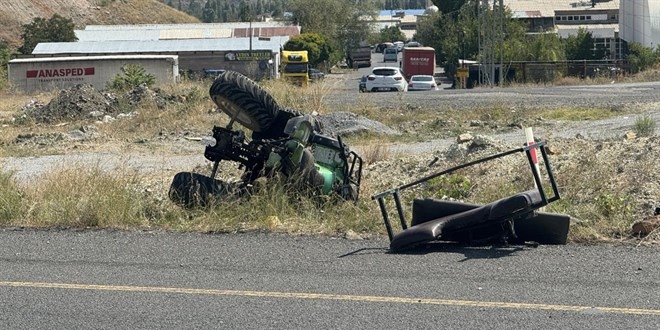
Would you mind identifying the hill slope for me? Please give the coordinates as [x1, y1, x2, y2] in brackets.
[0, 0, 200, 48]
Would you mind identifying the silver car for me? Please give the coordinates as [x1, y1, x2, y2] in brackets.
[383, 47, 398, 62]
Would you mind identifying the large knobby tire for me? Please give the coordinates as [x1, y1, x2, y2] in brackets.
[251, 106, 305, 140]
[209, 71, 280, 133]
[169, 172, 228, 208]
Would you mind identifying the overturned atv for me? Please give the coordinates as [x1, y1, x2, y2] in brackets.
[169, 71, 363, 208]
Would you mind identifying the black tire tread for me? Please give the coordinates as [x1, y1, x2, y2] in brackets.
[169, 172, 224, 208]
[209, 71, 280, 132]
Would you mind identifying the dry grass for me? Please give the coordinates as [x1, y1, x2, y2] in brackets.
[1, 72, 659, 245]
[356, 143, 391, 164]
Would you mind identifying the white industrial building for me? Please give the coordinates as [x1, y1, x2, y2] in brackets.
[505, 0, 622, 59]
[620, 0, 660, 48]
[27, 22, 301, 80]
[8, 55, 179, 93]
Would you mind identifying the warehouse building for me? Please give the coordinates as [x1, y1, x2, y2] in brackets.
[619, 0, 660, 49]
[505, 0, 622, 60]
[28, 22, 301, 81]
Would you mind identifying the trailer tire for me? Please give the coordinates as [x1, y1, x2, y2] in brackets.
[209, 70, 280, 133]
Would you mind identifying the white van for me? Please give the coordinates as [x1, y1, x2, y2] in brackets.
[383, 47, 398, 62]
[393, 41, 405, 52]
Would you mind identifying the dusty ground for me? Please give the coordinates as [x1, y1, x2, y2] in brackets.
[0, 0, 198, 47]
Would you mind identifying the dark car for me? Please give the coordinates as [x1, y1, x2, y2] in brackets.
[375, 42, 394, 53]
[308, 68, 325, 81]
[358, 75, 367, 92]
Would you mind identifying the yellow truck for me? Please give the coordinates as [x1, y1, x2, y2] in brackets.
[280, 50, 309, 86]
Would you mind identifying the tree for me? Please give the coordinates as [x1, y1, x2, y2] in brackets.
[18, 14, 77, 54]
[239, 2, 252, 22]
[378, 26, 406, 43]
[0, 41, 12, 90]
[108, 64, 156, 91]
[283, 33, 332, 68]
[431, 0, 466, 15]
[524, 33, 565, 62]
[202, 1, 217, 22]
[0, 41, 11, 66]
[286, 0, 378, 64]
[625, 42, 660, 73]
[563, 28, 604, 60]
[417, 1, 545, 65]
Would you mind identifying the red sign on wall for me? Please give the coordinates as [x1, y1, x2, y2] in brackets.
[26, 67, 95, 78]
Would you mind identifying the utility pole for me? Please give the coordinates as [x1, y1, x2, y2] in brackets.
[479, 0, 494, 87]
[498, 0, 504, 86]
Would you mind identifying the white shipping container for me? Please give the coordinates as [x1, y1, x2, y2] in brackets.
[8, 55, 179, 93]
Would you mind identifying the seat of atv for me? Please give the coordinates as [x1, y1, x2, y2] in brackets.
[390, 189, 542, 251]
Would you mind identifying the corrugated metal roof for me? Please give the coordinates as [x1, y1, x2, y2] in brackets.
[512, 10, 544, 19]
[233, 26, 301, 38]
[159, 28, 233, 40]
[83, 22, 292, 30]
[76, 25, 299, 42]
[9, 55, 178, 64]
[76, 30, 161, 41]
[32, 37, 291, 54]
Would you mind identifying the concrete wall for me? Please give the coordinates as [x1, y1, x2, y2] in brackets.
[8, 55, 179, 93]
[620, 0, 660, 48]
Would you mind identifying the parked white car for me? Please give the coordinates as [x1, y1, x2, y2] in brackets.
[365, 67, 407, 92]
[407, 75, 439, 91]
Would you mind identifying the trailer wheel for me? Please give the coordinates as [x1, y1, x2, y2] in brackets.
[169, 172, 230, 208]
[209, 71, 280, 133]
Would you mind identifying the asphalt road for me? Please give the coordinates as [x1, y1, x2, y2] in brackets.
[1, 230, 659, 329]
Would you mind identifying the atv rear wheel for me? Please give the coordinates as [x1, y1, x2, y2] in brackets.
[169, 172, 235, 208]
[209, 71, 280, 133]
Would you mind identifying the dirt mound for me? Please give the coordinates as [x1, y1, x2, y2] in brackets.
[22, 84, 179, 124]
[316, 111, 399, 137]
[29, 84, 111, 124]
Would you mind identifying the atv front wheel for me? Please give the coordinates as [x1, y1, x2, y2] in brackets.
[209, 71, 280, 133]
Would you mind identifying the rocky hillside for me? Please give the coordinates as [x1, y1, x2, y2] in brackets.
[0, 0, 200, 48]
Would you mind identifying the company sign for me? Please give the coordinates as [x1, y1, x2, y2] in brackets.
[225, 51, 272, 61]
[409, 57, 430, 65]
[26, 67, 95, 82]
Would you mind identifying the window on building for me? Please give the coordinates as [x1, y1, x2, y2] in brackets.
[568, 16, 573, 21]
[579, 16, 585, 20]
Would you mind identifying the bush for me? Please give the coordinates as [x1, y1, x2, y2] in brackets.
[634, 115, 656, 137]
[108, 64, 156, 91]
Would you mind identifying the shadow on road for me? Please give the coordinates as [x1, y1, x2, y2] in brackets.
[337, 242, 532, 261]
[393, 242, 528, 261]
[337, 247, 389, 258]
